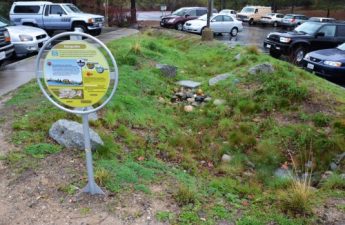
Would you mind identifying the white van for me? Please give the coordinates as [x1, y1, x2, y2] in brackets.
[237, 6, 271, 25]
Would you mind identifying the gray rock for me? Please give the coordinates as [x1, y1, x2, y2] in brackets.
[49, 119, 103, 151]
[204, 97, 212, 102]
[213, 99, 225, 106]
[75, 106, 98, 121]
[246, 160, 255, 168]
[235, 53, 241, 60]
[156, 64, 177, 78]
[248, 63, 274, 75]
[274, 168, 293, 179]
[177, 80, 201, 89]
[330, 162, 338, 171]
[340, 174, 345, 180]
[209, 73, 231, 86]
[336, 152, 345, 163]
[221, 154, 232, 163]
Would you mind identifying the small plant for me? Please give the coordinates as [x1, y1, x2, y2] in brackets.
[24, 143, 62, 158]
[130, 41, 142, 55]
[58, 184, 79, 195]
[311, 113, 330, 127]
[246, 45, 259, 55]
[174, 185, 197, 206]
[95, 167, 111, 186]
[155, 211, 174, 222]
[321, 173, 345, 190]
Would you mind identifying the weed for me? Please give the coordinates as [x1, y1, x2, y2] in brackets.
[134, 184, 151, 193]
[174, 185, 197, 206]
[155, 211, 174, 222]
[95, 167, 111, 186]
[24, 143, 62, 158]
[79, 207, 91, 215]
[321, 173, 345, 190]
[58, 184, 79, 195]
[311, 113, 331, 127]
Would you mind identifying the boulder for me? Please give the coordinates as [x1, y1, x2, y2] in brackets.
[209, 73, 231, 86]
[156, 64, 177, 78]
[248, 63, 274, 75]
[177, 80, 201, 89]
[49, 119, 103, 151]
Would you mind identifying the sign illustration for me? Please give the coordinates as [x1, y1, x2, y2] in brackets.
[44, 40, 110, 108]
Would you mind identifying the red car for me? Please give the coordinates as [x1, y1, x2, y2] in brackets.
[160, 7, 217, 31]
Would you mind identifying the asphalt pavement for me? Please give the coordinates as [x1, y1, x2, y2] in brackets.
[0, 28, 139, 97]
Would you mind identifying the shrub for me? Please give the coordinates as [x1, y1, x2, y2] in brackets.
[174, 185, 197, 206]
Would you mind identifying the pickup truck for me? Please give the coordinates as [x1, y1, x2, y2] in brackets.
[9, 1, 104, 36]
[0, 26, 14, 65]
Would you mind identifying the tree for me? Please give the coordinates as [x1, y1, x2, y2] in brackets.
[130, 0, 136, 24]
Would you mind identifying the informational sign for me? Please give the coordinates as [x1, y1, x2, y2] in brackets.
[44, 40, 110, 108]
[36, 32, 118, 195]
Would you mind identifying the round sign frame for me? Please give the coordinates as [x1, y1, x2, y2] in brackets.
[35, 32, 118, 115]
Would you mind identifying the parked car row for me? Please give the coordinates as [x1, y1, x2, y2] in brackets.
[0, 1, 104, 65]
[264, 21, 345, 78]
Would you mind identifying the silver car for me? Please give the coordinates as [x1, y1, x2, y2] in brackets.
[260, 13, 284, 27]
[0, 16, 50, 58]
[281, 14, 308, 28]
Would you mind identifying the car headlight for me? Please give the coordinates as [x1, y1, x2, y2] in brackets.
[304, 53, 310, 61]
[280, 37, 291, 43]
[324, 61, 342, 67]
[4, 31, 10, 42]
[88, 18, 95, 23]
[19, 34, 33, 42]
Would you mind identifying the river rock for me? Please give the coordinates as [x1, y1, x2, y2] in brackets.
[177, 80, 201, 89]
[184, 105, 194, 112]
[274, 168, 293, 179]
[156, 64, 177, 78]
[248, 63, 274, 75]
[49, 119, 103, 151]
[74, 106, 98, 121]
[209, 73, 231, 86]
[221, 154, 232, 163]
[213, 99, 225, 106]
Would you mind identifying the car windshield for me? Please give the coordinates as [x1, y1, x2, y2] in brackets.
[241, 7, 254, 13]
[266, 13, 274, 17]
[172, 8, 189, 16]
[284, 15, 293, 19]
[63, 4, 82, 13]
[294, 22, 322, 35]
[337, 43, 345, 51]
[0, 16, 10, 27]
[198, 14, 218, 21]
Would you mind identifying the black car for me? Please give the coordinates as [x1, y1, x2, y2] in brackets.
[263, 21, 345, 65]
[303, 43, 345, 79]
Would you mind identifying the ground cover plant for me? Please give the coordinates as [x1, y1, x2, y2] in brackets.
[1, 29, 344, 224]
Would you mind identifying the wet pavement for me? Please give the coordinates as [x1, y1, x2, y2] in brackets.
[0, 28, 139, 97]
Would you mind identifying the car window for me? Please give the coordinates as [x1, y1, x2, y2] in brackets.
[255, 9, 258, 13]
[223, 16, 233, 22]
[196, 9, 207, 16]
[50, 5, 66, 15]
[277, 14, 284, 18]
[187, 9, 197, 17]
[336, 26, 345, 37]
[213, 15, 223, 22]
[14, 5, 40, 14]
[318, 25, 336, 37]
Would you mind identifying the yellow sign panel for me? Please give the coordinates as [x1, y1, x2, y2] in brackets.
[44, 40, 110, 108]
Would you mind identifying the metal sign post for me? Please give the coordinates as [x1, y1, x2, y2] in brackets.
[35, 32, 118, 195]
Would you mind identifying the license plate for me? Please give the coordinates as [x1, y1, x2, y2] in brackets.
[266, 44, 271, 49]
[307, 63, 314, 70]
[0, 51, 5, 60]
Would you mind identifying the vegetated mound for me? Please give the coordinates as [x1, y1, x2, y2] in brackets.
[1, 29, 344, 224]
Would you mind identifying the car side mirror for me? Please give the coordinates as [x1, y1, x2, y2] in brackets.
[185, 14, 190, 18]
[58, 12, 63, 16]
[316, 32, 325, 37]
[211, 19, 215, 22]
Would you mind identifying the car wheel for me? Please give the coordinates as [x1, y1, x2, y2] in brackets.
[291, 46, 307, 66]
[269, 49, 281, 59]
[230, 27, 238, 37]
[176, 23, 184, 31]
[249, 19, 254, 25]
[273, 21, 278, 27]
[91, 29, 102, 36]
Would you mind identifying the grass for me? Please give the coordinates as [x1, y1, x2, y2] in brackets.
[1, 29, 345, 224]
